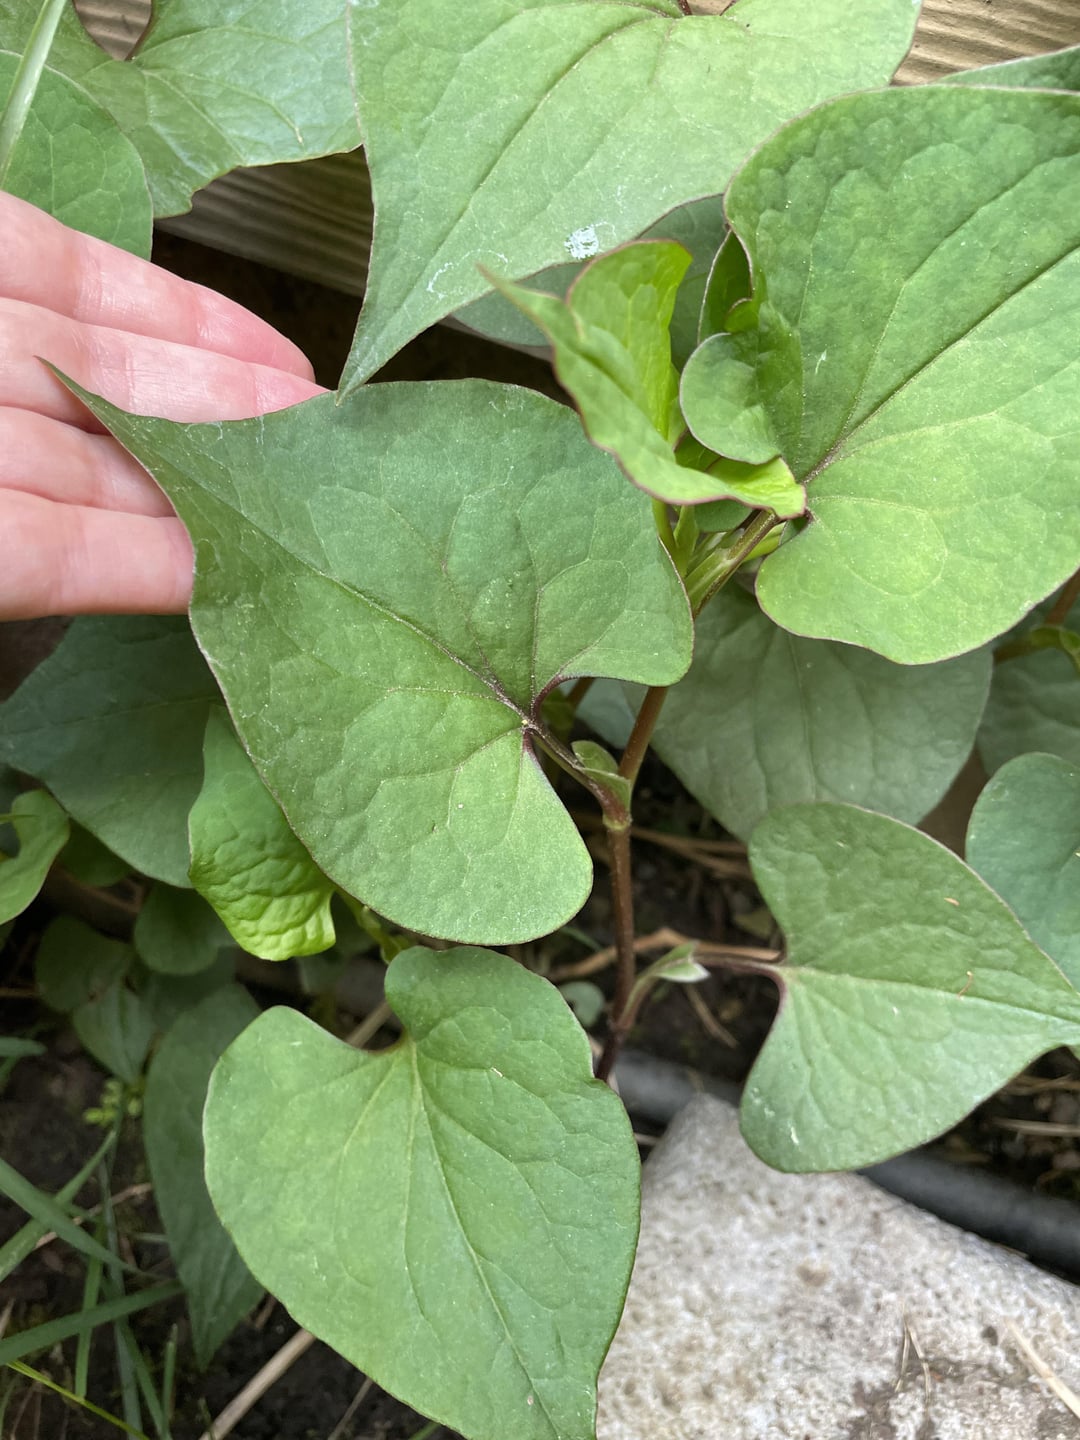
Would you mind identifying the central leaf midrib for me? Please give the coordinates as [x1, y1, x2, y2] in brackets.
[191, 481, 533, 725]
[787, 961, 1080, 1028]
[411, 1051, 562, 1439]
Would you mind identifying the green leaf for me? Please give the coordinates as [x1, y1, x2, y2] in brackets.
[0, 53, 151, 253]
[941, 44, 1080, 93]
[137, 951, 235, 1034]
[647, 585, 992, 840]
[205, 945, 639, 1440]
[966, 753, 1080, 986]
[0, 617, 220, 888]
[570, 740, 632, 814]
[455, 196, 729, 369]
[69, 382, 693, 944]
[680, 86, 1080, 663]
[0, 790, 68, 924]
[979, 595, 1080, 771]
[133, 884, 230, 977]
[143, 986, 262, 1368]
[59, 825, 130, 888]
[341, 0, 921, 387]
[0, 0, 362, 218]
[74, 982, 155, 1084]
[0, 1037, 44, 1059]
[741, 804, 1080, 1172]
[188, 709, 335, 961]
[495, 242, 804, 513]
[37, 916, 132, 1012]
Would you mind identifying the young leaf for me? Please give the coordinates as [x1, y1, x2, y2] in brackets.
[0, 0, 362, 217]
[966, 753, 1080, 986]
[341, 0, 921, 387]
[68, 382, 693, 944]
[495, 243, 804, 513]
[133, 884, 230, 978]
[648, 585, 992, 840]
[73, 981, 154, 1084]
[0, 790, 68, 924]
[37, 916, 132, 1013]
[979, 595, 1080, 771]
[0, 54, 151, 253]
[741, 804, 1080, 1172]
[204, 946, 639, 1440]
[681, 87, 1080, 663]
[143, 986, 262, 1368]
[188, 709, 335, 961]
[0, 617, 220, 887]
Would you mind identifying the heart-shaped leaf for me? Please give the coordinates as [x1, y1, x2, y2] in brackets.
[341, 0, 921, 387]
[495, 243, 804, 513]
[680, 86, 1080, 662]
[0, 617, 220, 888]
[741, 804, 1080, 1172]
[189, 709, 336, 961]
[204, 945, 639, 1440]
[0, 790, 68, 924]
[941, 43, 1080, 93]
[0, 0, 362, 217]
[0, 53, 151, 254]
[37, 915, 132, 1013]
[979, 594, 1080, 771]
[966, 753, 1080, 987]
[74, 382, 692, 943]
[144, 985, 262, 1367]
[133, 884, 231, 978]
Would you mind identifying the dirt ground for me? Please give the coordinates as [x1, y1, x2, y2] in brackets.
[2, 235, 1079, 1440]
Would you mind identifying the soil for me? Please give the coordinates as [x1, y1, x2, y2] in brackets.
[2, 235, 1078, 1440]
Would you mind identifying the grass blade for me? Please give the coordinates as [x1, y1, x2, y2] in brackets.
[4, 1360, 152, 1440]
[0, 1153, 142, 1277]
[0, 1129, 116, 1283]
[0, 1282, 183, 1366]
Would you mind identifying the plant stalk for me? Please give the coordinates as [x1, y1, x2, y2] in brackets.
[1046, 566, 1080, 627]
[618, 684, 669, 788]
[685, 508, 779, 613]
[0, 0, 70, 187]
[596, 823, 635, 1083]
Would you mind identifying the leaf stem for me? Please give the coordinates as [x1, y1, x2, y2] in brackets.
[0, 0, 70, 187]
[596, 824, 635, 1083]
[618, 684, 668, 789]
[675, 0, 693, 13]
[684, 508, 779, 614]
[651, 499, 676, 557]
[1046, 567, 1080, 628]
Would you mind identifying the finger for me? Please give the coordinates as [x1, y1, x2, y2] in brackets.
[0, 489, 193, 620]
[0, 408, 173, 517]
[0, 192, 316, 380]
[0, 298, 324, 431]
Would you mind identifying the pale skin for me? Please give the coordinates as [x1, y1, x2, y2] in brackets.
[0, 192, 326, 620]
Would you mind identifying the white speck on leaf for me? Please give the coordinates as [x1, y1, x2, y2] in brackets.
[815, 350, 828, 374]
[492, 1067, 503, 1078]
[789, 1125, 800, 1146]
[565, 225, 600, 260]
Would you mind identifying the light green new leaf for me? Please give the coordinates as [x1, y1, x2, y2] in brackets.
[0, 0, 361, 218]
[37, 916, 132, 1012]
[496, 243, 804, 513]
[681, 87, 1080, 663]
[189, 709, 335, 961]
[134, 884, 230, 977]
[741, 804, 1080, 1172]
[72, 382, 693, 944]
[0, 790, 68, 924]
[966, 753, 1080, 986]
[0, 53, 151, 254]
[205, 946, 639, 1440]
[979, 595, 1080, 771]
[144, 986, 262, 1367]
[342, 0, 921, 387]
[652, 586, 991, 839]
[0, 617, 220, 887]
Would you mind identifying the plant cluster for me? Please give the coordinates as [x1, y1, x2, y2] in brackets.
[1, 2, 1079, 1437]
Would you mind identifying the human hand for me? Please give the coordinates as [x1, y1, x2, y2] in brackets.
[0, 192, 325, 619]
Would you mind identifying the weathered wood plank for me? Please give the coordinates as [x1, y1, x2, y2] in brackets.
[74, 0, 1080, 295]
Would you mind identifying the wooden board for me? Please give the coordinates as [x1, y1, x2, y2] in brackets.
[72, 0, 1080, 296]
